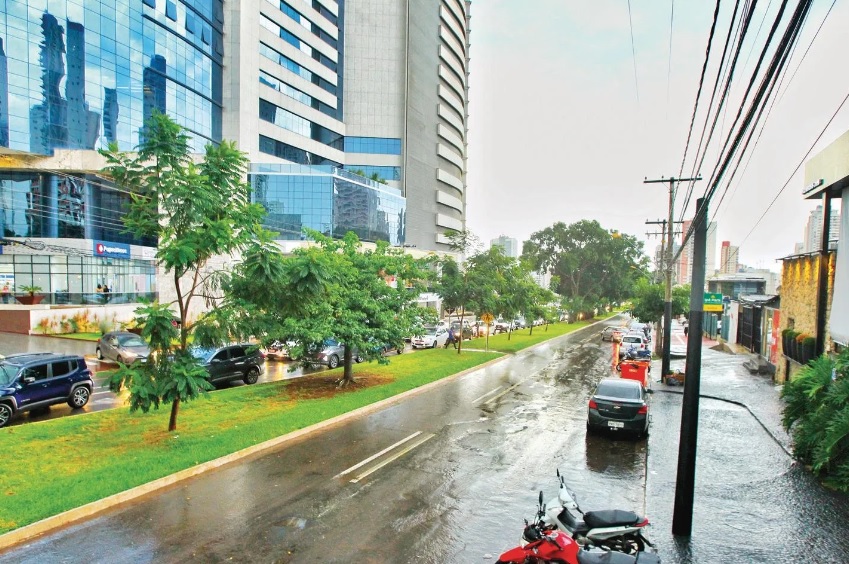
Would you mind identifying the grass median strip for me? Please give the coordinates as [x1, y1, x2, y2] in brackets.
[0, 316, 615, 535]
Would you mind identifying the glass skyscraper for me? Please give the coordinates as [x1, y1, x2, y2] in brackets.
[0, 0, 471, 314]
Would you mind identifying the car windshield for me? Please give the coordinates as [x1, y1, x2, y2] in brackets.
[0, 363, 19, 386]
[622, 336, 642, 344]
[421, 327, 438, 336]
[117, 335, 147, 347]
[596, 381, 642, 400]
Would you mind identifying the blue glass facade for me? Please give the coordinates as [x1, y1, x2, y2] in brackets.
[250, 164, 406, 245]
[0, 0, 224, 155]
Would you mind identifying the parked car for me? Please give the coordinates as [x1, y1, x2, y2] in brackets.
[96, 331, 151, 364]
[411, 326, 449, 349]
[513, 317, 527, 329]
[190, 344, 265, 386]
[306, 339, 363, 368]
[0, 353, 94, 428]
[264, 340, 296, 361]
[586, 377, 651, 438]
[449, 320, 474, 340]
[600, 326, 619, 341]
[493, 319, 512, 334]
[618, 333, 648, 359]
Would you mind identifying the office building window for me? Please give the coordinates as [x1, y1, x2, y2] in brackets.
[344, 137, 402, 155]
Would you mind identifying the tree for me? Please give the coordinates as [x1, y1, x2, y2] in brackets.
[435, 231, 514, 350]
[100, 112, 266, 431]
[629, 279, 690, 354]
[522, 220, 648, 312]
[219, 230, 434, 386]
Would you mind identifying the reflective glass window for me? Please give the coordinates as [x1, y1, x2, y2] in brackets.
[344, 137, 402, 155]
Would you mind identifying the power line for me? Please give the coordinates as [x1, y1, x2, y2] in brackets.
[739, 87, 849, 253]
[627, 0, 641, 104]
[675, 0, 813, 263]
[677, 0, 722, 184]
[679, 0, 747, 219]
[667, 0, 675, 108]
[712, 0, 831, 223]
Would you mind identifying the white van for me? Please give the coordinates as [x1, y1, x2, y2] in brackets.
[619, 333, 648, 358]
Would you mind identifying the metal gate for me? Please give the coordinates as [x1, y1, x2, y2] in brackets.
[739, 304, 753, 350]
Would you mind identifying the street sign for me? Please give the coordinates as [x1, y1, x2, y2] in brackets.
[481, 313, 494, 325]
[703, 292, 723, 312]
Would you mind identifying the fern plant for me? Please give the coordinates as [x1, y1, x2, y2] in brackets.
[782, 349, 849, 491]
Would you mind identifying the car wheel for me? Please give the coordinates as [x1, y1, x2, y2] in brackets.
[68, 387, 91, 409]
[354, 355, 364, 363]
[327, 354, 340, 369]
[243, 366, 260, 385]
[0, 404, 13, 428]
[96, 348, 104, 360]
[396, 346, 403, 354]
[431, 341, 437, 349]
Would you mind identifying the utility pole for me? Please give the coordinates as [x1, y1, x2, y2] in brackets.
[672, 197, 708, 536]
[644, 175, 701, 379]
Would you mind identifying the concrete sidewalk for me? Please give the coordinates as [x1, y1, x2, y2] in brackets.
[645, 347, 849, 563]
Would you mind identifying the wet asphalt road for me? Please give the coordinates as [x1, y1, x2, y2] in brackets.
[6, 321, 847, 562]
[0, 317, 650, 563]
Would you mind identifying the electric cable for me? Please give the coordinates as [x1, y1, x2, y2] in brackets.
[739, 86, 849, 252]
[674, 0, 813, 262]
[677, 0, 722, 181]
[627, 0, 641, 104]
[678, 0, 747, 219]
[667, 0, 675, 108]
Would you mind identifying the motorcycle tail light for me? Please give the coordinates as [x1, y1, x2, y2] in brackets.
[637, 405, 648, 415]
[588, 399, 598, 409]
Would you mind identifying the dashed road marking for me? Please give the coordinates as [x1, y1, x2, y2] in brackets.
[483, 381, 526, 405]
[335, 431, 423, 479]
[471, 386, 502, 404]
[348, 432, 435, 483]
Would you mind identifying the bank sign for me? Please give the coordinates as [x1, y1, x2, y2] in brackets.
[703, 292, 723, 312]
[93, 240, 131, 260]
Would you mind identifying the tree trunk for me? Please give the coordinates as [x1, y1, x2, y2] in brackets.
[168, 398, 180, 432]
[457, 306, 465, 354]
[655, 317, 663, 356]
[529, 322, 534, 336]
[339, 345, 355, 386]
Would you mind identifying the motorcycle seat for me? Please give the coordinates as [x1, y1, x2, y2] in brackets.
[583, 510, 641, 528]
[577, 550, 636, 564]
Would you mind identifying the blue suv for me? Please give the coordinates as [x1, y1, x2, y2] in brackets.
[0, 353, 94, 428]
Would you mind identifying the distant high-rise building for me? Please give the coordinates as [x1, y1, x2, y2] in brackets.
[491, 235, 519, 258]
[678, 219, 717, 284]
[719, 241, 739, 274]
[804, 204, 841, 252]
[793, 242, 805, 254]
[0, 37, 8, 147]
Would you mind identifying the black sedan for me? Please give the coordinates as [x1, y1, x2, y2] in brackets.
[587, 378, 651, 438]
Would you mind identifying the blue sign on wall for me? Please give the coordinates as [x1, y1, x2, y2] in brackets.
[93, 240, 131, 260]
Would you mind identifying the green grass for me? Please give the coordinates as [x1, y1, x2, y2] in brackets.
[0, 316, 614, 535]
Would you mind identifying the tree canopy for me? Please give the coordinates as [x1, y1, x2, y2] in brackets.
[521, 220, 648, 313]
[213, 230, 435, 385]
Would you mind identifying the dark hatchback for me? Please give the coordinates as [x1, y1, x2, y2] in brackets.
[190, 344, 265, 386]
[0, 353, 94, 428]
[587, 378, 651, 438]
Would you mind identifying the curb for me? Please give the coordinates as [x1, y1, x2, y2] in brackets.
[0, 315, 620, 551]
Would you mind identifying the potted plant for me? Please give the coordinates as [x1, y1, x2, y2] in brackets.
[783, 330, 798, 359]
[16, 284, 45, 305]
[781, 328, 794, 356]
[801, 336, 817, 365]
[792, 334, 803, 363]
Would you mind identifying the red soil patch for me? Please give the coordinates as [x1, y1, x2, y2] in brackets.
[286, 372, 394, 399]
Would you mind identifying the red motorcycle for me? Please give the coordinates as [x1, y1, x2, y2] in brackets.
[496, 492, 661, 564]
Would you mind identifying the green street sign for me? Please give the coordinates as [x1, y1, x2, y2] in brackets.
[704, 292, 723, 312]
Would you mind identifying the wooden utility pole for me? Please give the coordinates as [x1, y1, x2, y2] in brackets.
[643, 175, 701, 379]
[672, 197, 708, 536]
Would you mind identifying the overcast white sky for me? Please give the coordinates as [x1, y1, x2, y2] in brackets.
[466, 0, 848, 272]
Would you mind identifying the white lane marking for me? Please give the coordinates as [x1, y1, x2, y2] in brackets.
[471, 386, 502, 404]
[334, 431, 422, 479]
[349, 433, 436, 483]
[483, 381, 525, 405]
